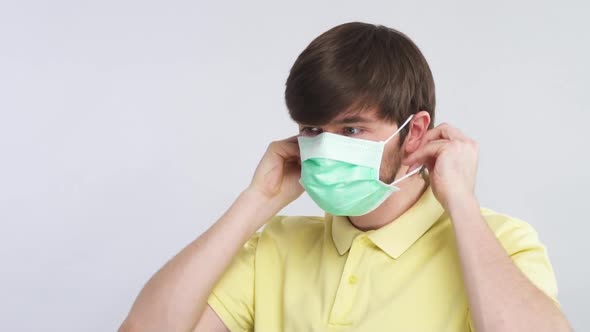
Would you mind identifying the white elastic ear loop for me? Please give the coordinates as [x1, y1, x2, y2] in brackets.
[384, 114, 414, 144]
[389, 165, 424, 186]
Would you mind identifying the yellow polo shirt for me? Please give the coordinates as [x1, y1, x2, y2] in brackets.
[207, 186, 558, 331]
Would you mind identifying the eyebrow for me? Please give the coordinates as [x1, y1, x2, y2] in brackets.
[332, 115, 373, 124]
[298, 115, 374, 127]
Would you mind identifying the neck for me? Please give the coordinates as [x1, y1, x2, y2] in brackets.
[348, 167, 429, 231]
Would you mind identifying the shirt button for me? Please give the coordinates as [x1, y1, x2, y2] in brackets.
[348, 275, 358, 284]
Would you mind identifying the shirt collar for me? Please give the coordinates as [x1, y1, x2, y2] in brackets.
[329, 185, 444, 259]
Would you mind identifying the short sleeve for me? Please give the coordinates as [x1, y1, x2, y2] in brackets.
[468, 212, 560, 331]
[491, 215, 559, 303]
[207, 232, 260, 332]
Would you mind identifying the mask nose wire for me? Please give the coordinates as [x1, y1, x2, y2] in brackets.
[383, 114, 414, 144]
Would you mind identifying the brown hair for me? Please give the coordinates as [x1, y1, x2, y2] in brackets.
[285, 22, 435, 143]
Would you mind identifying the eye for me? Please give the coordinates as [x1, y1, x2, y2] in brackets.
[300, 127, 323, 136]
[343, 127, 363, 136]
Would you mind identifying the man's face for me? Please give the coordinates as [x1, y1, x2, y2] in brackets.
[297, 109, 406, 184]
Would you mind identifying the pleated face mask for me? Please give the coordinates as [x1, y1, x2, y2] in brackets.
[297, 115, 422, 216]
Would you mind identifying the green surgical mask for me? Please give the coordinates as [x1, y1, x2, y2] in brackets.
[297, 115, 422, 216]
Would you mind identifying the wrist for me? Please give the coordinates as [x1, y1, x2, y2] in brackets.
[237, 188, 283, 226]
[446, 194, 481, 221]
[240, 186, 277, 209]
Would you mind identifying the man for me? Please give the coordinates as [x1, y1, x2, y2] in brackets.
[119, 22, 571, 331]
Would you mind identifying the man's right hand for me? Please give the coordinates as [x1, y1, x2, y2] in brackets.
[119, 137, 305, 332]
[245, 136, 304, 215]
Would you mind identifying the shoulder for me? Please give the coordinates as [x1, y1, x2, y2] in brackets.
[239, 216, 326, 253]
[262, 215, 326, 238]
[255, 215, 327, 253]
[480, 207, 535, 230]
[479, 207, 545, 254]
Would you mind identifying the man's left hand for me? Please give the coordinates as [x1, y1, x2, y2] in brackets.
[403, 123, 479, 211]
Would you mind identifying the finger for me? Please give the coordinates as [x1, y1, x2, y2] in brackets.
[404, 140, 449, 166]
[283, 135, 300, 144]
[414, 139, 447, 155]
[269, 139, 300, 160]
[421, 123, 466, 145]
[421, 124, 459, 143]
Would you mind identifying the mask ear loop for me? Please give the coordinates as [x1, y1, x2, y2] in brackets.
[384, 114, 415, 143]
[382, 114, 424, 186]
[389, 165, 424, 186]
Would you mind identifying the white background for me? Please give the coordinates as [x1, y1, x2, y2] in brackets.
[1, 1, 588, 331]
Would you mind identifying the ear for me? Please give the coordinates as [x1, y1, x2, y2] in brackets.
[403, 111, 430, 155]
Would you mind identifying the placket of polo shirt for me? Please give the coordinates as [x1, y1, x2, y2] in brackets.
[328, 233, 371, 327]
